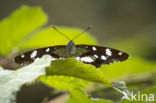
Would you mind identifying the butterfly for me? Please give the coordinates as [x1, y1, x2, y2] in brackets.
[14, 25, 129, 68]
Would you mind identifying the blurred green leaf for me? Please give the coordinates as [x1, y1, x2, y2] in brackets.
[0, 55, 51, 103]
[39, 58, 112, 88]
[20, 27, 97, 51]
[0, 5, 47, 56]
[100, 57, 156, 79]
[68, 89, 114, 103]
[108, 36, 153, 57]
[39, 75, 89, 90]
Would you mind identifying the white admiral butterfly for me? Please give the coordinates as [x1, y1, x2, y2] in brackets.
[14, 25, 129, 68]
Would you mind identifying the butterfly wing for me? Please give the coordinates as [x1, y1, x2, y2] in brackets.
[76, 45, 129, 68]
[14, 44, 129, 68]
[14, 45, 66, 64]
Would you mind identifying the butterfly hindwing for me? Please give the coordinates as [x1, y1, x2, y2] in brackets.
[76, 45, 129, 68]
[14, 45, 66, 64]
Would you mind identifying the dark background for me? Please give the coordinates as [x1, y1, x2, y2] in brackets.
[1, 0, 156, 43]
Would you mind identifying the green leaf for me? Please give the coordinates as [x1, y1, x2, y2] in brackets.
[0, 5, 47, 56]
[68, 89, 114, 103]
[100, 57, 156, 79]
[39, 58, 112, 89]
[39, 75, 89, 90]
[20, 27, 97, 51]
[0, 55, 51, 103]
[108, 36, 154, 57]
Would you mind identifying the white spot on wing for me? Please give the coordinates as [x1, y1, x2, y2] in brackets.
[119, 52, 123, 55]
[94, 54, 98, 58]
[21, 54, 25, 58]
[80, 56, 94, 63]
[106, 48, 112, 56]
[59, 57, 64, 59]
[31, 51, 37, 58]
[76, 57, 80, 61]
[92, 47, 97, 51]
[34, 58, 40, 61]
[46, 48, 50, 52]
[101, 55, 107, 60]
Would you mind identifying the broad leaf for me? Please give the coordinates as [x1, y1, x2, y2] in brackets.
[39, 58, 112, 89]
[100, 57, 156, 79]
[39, 75, 89, 90]
[0, 5, 47, 56]
[0, 55, 51, 103]
[68, 89, 114, 103]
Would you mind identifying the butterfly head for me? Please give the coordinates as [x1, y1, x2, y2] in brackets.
[50, 25, 93, 57]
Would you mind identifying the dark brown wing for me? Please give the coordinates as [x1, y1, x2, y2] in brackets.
[76, 45, 129, 68]
[14, 45, 66, 65]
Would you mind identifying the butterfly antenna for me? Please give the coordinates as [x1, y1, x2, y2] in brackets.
[72, 25, 93, 41]
[51, 25, 71, 41]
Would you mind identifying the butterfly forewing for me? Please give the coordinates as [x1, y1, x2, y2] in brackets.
[14, 45, 66, 64]
[76, 45, 129, 68]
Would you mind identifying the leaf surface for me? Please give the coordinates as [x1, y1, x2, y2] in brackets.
[100, 57, 156, 79]
[0, 55, 51, 103]
[68, 89, 114, 103]
[0, 5, 47, 56]
[39, 58, 112, 90]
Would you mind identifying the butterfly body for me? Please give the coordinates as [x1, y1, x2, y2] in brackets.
[65, 40, 76, 57]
